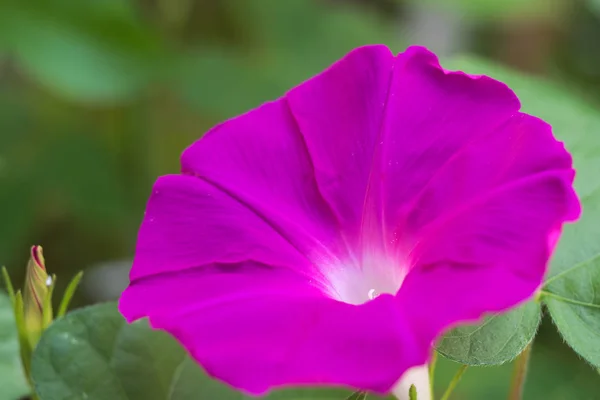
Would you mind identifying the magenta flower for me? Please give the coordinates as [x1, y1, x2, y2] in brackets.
[119, 46, 580, 396]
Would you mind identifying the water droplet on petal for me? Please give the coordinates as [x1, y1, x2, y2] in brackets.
[368, 289, 379, 300]
[45, 276, 53, 287]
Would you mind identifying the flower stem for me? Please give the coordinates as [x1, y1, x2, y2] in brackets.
[429, 351, 438, 398]
[508, 343, 533, 400]
[440, 365, 467, 400]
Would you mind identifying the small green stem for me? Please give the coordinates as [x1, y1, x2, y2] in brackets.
[508, 344, 533, 400]
[440, 365, 467, 400]
[429, 351, 438, 398]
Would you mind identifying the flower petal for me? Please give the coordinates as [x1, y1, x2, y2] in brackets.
[180, 99, 352, 269]
[120, 265, 422, 395]
[381, 49, 580, 344]
[129, 174, 326, 286]
[285, 45, 395, 248]
[397, 171, 576, 345]
[178, 44, 398, 279]
[399, 114, 580, 240]
[372, 46, 525, 250]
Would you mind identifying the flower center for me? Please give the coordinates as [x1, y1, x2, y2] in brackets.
[324, 255, 407, 305]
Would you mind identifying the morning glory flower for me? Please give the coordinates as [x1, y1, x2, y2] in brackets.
[119, 45, 580, 398]
[23, 245, 51, 347]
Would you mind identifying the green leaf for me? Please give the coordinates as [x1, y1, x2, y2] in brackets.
[540, 191, 600, 368]
[30, 302, 367, 400]
[544, 183, 600, 287]
[436, 302, 541, 365]
[0, 292, 30, 400]
[32, 302, 211, 400]
[165, 357, 238, 400]
[542, 288, 600, 368]
[435, 57, 600, 366]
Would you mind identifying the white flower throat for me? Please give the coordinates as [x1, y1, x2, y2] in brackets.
[324, 254, 408, 305]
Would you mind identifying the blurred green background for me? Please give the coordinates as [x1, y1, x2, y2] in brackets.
[1, 0, 600, 398]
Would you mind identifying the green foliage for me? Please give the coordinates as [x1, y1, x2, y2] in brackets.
[436, 303, 541, 365]
[541, 192, 600, 368]
[32, 302, 208, 400]
[0, 292, 29, 400]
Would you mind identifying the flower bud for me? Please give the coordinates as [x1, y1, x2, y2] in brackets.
[23, 245, 52, 347]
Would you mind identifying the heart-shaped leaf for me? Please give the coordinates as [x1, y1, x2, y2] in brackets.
[436, 302, 541, 365]
[540, 189, 600, 368]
